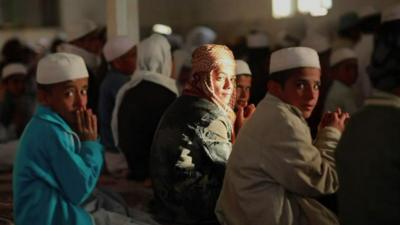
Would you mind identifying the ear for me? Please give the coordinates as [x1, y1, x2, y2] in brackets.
[37, 89, 51, 106]
[267, 80, 283, 97]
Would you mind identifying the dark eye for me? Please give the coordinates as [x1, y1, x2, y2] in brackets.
[296, 82, 305, 89]
[65, 90, 74, 97]
[313, 83, 321, 91]
[80, 89, 88, 96]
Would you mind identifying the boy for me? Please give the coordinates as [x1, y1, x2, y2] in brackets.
[216, 47, 349, 225]
[324, 48, 359, 114]
[99, 36, 136, 175]
[233, 59, 256, 135]
[13, 53, 102, 225]
[0, 63, 32, 139]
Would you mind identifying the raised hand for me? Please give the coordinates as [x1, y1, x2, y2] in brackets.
[235, 104, 256, 134]
[76, 108, 98, 141]
[319, 107, 350, 132]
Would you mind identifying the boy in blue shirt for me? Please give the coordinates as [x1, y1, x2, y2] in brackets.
[13, 53, 103, 225]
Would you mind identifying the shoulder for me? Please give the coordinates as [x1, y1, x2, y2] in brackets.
[242, 95, 308, 141]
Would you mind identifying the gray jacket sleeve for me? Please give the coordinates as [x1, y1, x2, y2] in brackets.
[261, 113, 341, 197]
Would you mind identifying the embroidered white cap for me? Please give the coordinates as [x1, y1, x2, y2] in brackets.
[103, 36, 136, 62]
[66, 19, 98, 42]
[269, 47, 320, 74]
[235, 60, 252, 76]
[300, 33, 331, 53]
[36, 53, 89, 84]
[381, 4, 400, 23]
[330, 48, 357, 67]
[2, 63, 27, 80]
[246, 32, 269, 48]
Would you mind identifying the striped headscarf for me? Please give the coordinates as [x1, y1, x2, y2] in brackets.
[183, 44, 236, 114]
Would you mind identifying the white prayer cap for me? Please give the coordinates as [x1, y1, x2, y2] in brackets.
[2, 63, 27, 80]
[381, 4, 400, 23]
[65, 19, 97, 42]
[103, 36, 136, 62]
[36, 53, 89, 84]
[235, 60, 252, 76]
[330, 48, 357, 67]
[185, 26, 217, 49]
[269, 47, 320, 74]
[300, 33, 330, 53]
[246, 32, 269, 48]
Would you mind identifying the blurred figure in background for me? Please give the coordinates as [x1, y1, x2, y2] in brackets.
[0, 63, 34, 141]
[245, 30, 270, 105]
[99, 36, 137, 175]
[324, 48, 359, 114]
[332, 11, 361, 50]
[336, 5, 400, 225]
[112, 34, 178, 183]
[173, 26, 217, 93]
[353, 6, 381, 105]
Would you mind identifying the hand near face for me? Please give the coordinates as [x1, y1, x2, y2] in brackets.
[76, 108, 98, 141]
[319, 108, 350, 133]
[235, 104, 256, 134]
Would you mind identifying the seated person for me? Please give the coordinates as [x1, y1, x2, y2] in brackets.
[336, 6, 400, 225]
[216, 47, 349, 225]
[99, 36, 137, 174]
[233, 59, 255, 135]
[13, 53, 155, 225]
[112, 34, 178, 182]
[324, 48, 359, 114]
[0, 63, 34, 140]
[150, 44, 236, 225]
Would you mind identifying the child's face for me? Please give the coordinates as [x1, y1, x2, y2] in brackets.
[235, 75, 252, 108]
[278, 68, 321, 119]
[5, 74, 26, 96]
[44, 78, 88, 129]
[113, 46, 137, 75]
[211, 62, 236, 105]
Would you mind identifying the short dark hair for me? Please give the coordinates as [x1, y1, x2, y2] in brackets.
[268, 68, 297, 87]
[2, 73, 26, 84]
[36, 83, 54, 92]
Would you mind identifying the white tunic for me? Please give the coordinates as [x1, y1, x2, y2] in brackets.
[216, 94, 341, 225]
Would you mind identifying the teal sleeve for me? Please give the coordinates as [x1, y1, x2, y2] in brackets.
[49, 130, 104, 205]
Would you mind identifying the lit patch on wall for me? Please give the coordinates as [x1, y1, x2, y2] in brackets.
[310, 7, 328, 16]
[322, 0, 332, 9]
[298, 0, 331, 17]
[272, 0, 294, 19]
[152, 24, 172, 35]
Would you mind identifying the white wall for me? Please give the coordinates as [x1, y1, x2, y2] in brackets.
[59, 0, 107, 29]
[1, 0, 399, 50]
[138, 0, 399, 44]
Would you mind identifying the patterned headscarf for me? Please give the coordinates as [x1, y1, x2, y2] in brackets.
[183, 44, 236, 114]
[367, 20, 400, 92]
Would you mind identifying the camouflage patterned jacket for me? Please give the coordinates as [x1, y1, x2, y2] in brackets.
[150, 95, 232, 225]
